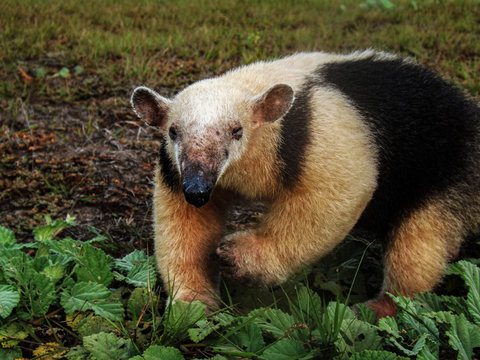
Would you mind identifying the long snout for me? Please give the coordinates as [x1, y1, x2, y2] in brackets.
[178, 138, 224, 207]
[182, 174, 213, 208]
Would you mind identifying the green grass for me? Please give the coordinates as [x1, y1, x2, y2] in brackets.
[1, 0, 479, 105]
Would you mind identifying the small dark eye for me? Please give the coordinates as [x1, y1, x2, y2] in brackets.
[232, 127, 243, 140]
[169, 127, 177, 141]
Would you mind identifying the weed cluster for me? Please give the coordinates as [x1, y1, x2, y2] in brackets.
[0, 217, 479, 359]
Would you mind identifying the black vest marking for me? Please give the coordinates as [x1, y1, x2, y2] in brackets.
[159, 139, 181, 192]
[277, 82, 314, 188]
[320, 56, 479, 238]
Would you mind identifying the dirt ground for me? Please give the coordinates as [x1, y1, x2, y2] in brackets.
[1, 85, 161, 251]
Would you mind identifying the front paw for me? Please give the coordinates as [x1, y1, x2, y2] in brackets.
[215, 232, 258, 286]
[215, 232, 281, 287]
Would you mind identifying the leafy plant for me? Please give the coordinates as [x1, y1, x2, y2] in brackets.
[0, 217, 160, 358]
[0, 218, 479, 359]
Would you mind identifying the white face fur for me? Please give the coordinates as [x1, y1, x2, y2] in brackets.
[131, 81, 294, 207]
[168, 82, 251, 179]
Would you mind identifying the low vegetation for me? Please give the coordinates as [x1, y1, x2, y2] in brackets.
[0, 218, 479, 359]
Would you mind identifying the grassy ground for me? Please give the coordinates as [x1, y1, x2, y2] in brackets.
[0, 0, 479, 357]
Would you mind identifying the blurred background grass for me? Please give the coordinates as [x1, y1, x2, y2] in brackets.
[1, 0, 478, 106]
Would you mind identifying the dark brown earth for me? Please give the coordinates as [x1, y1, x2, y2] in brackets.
[1, 89, 160, 252]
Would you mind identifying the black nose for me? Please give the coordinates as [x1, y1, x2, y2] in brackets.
[182, 175, 213, 208]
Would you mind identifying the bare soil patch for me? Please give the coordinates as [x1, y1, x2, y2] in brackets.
[1, 89, 160, 252]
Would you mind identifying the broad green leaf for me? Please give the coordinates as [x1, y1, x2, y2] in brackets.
[188, 312, 236, 343]
[292, 285, 322, 321]
[387, 333, 428, 357]
[335, 312, 382, 355]
[75, 312, 117, 337]
[114, 250, 157, 288]
[433, 310, 457, 324]
[65, 345, 90, 359]
[415, 292, 468, 314]
[378, 316, 399, 338]
[127, 287, 150, 323]
[437, 312, 480, 360]
[41, 237, 85, 261]
[33, 216, 76, 241]
[398, 310, 439, 344]
[380, 0, 395, 9]
[0, 251, 35, 287]
[43, 263, 65, 281]
[360, 0, 395, 9]
[67, 310, 118, 336]
[115, 250, 147, 272]
[114, 262, 156, 288]
[75, 244, 113, 286]
[389, 294, 421, 315]
[195, 356, 228, 360]
[0, 323, 30, 348]
[83, 332, 136, 360]
[392, 295, 439, 344]
[255, 308, 296, 340]
[417, 346, 439, 360]
[415, 292, 449, 312]
[20, 271, 57, 318]
[33, 252, 70, 279]
[325, 301, 352, 323]
[164, 301, 207, 340]
[142, 345, 184, 360]
[349, 350, 407, 360]
[0, 347, 23, 360]
[394, 306, 440, 356]
[316, 280, 342, 297]
[0, 285, 20, 318]
[61, 282, 123, 321]
[229, 321, 265, 353]
[129, 260, 157, 288]
[449, 260, 480, 325]
[355, 303, 377, 325]
[0, 226, 15, 246]
[261, 339, 311, 360]
[0, 248, 25, 284]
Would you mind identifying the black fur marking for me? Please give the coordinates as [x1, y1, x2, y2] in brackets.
[159, 139, 181, 192]
[320, 56, 479, 239]
[277, 83, 313, 187]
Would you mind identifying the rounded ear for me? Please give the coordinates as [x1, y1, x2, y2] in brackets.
[251, 84, 294, 127]
[131, 86, 171, 130]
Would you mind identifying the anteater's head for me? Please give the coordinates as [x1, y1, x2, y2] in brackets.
[131, 80, 294, 208]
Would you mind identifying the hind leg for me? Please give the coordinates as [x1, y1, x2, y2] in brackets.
[368, 200, 463, 318]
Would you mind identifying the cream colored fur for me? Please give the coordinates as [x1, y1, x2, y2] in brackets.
[148, 51, 381, 310]
[368, 198, 465, 318]
[133, 50, 464, 318]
